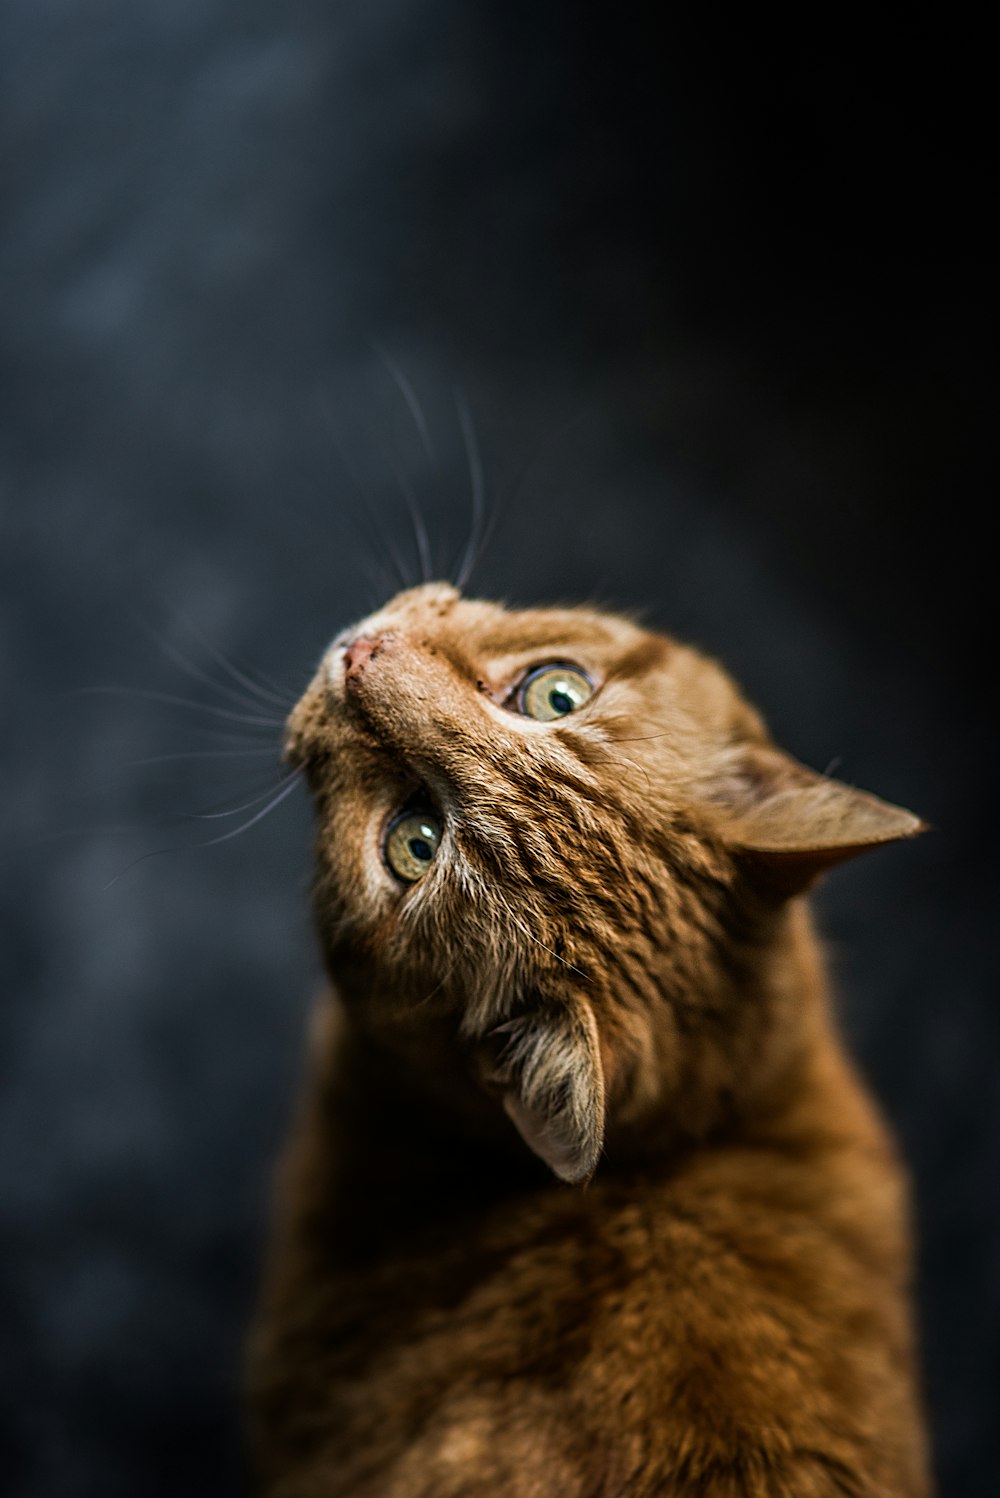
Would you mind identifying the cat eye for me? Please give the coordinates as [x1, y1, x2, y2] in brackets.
[518, 664, 594, 721]
[384, 809, 443, 883]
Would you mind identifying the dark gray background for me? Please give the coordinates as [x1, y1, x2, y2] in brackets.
[2, 5, 994, 1495]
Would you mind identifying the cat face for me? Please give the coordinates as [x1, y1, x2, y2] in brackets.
[287, 583, 921, 1182]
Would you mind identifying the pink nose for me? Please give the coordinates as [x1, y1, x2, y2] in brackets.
[343, 634, 384, 678]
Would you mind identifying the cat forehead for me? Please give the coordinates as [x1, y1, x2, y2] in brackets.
[294, 585, 761, 761]
[335, 584, 655, 667]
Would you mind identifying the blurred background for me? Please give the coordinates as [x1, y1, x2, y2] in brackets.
[1, 4, 994, 1494]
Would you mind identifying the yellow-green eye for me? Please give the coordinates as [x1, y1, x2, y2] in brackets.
[519, 665, 594, 721]
[385, 810, 443, 883]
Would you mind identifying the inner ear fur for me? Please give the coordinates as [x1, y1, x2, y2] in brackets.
[714, 743, 926, 896]
[479, 996, 605, 1185]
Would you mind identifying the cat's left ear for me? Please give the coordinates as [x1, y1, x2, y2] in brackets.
[712, 744, 926, 896]
[479, 997, 605, 1184]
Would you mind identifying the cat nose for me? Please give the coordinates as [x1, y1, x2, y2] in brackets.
[343, 634, 387, 679]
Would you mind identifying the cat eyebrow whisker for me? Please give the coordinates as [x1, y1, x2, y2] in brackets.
[453, 387, 487, 593]
[366, 347, 440, 582]
[366, 489, 415, 593]
[316, 387, 414, 592]
[371, 343, 437, 466]
[457, 488, 503, 596]
[385, 450, 434, 585]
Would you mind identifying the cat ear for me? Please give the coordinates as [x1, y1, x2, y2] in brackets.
[480, 997, 605, 1184]
[714, 744, 925, 896]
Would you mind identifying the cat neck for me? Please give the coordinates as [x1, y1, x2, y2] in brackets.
[297, 899, 880, 1248]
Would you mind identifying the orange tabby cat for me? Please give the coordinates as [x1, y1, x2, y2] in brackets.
[247, 583, 931, 1497]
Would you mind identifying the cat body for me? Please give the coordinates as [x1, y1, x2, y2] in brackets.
[248, 584, 931, 1496]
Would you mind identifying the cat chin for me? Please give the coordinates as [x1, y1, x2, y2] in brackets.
[326, 643, 348, 680]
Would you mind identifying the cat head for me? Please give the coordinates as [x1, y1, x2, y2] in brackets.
[287, 583, 922, 1183]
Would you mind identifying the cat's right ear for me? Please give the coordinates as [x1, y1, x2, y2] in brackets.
[710, 743, 925, 896]
[477, 997, 605, 1184]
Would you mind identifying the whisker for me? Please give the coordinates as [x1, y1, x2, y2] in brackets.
[176, 616, 298, 710]
[182, 725, 285, 747]
[131, 615, 291, 716]
[168, 769, 302, 846]
[316, 388, 411, 593]
[412, 955, 461, 1010]
[585, 743, 654, 798]
[604, 731, 674, 744]
[370, 343, 437, 465]
[42, 765, 291, 844]
[335, 536, 401, 609]
[385, 451, 434, 584]
[127, 748, 280, 768]
[361, 570, 397, 612]
[602, 716, 683, 746]
[347, 523, 399, 601]
[453, 387, 486, 593]
[508, 913, 590, 982]
[103, 769, 304, 890]
[73, 686, 285, 729]
[456, 487, 502, 594]
[366, 495, 413, 593]
[179, 766, 302, 821]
